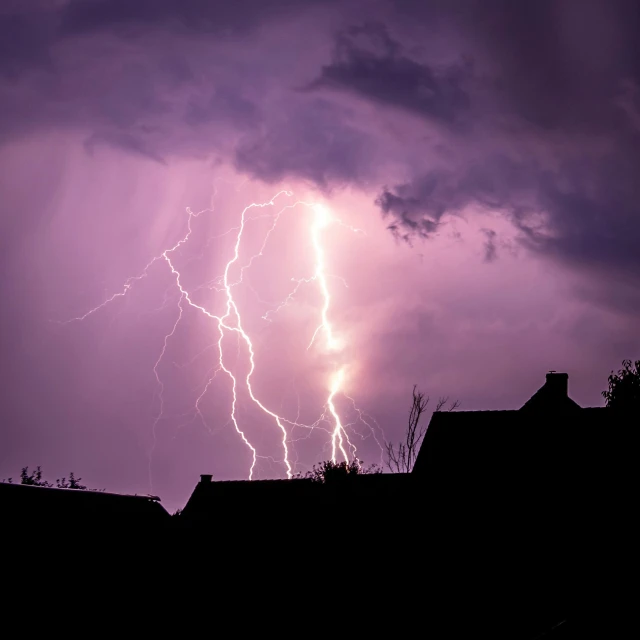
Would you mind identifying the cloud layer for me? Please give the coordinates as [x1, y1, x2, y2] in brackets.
[4, 1, 637, 296]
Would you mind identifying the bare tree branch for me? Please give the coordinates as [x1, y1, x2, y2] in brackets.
[386, 386, 460, 473]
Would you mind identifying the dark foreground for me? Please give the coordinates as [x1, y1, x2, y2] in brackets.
[6, 476, 623, 639]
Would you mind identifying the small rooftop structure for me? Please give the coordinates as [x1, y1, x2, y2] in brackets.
[520, 371, 581, 412]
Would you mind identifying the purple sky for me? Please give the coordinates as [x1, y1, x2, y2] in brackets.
[2, 0, 639, 512]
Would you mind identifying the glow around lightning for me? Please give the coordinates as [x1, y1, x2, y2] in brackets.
[63, 189, 382, 484]
[308, 205, 352, 463]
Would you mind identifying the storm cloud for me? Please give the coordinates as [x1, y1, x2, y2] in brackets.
[308, 22, 472, 127]
[3, 0, 639, 290]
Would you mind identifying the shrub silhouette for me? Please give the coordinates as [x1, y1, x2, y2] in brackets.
[18, 466, 88, 490]
[296, 459, 381, 483]
[602, 359, 640, 412]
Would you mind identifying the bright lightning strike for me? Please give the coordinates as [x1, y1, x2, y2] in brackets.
[59, 188, 382, 488]
[305, 204, 355, 462]
[307, 204, 341, 352]
[327, 367, 352, 463]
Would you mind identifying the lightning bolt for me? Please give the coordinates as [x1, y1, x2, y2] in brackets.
[218, 191, 294, 479]
[59, 187, 382, 488]
[306, 204, 355, 462]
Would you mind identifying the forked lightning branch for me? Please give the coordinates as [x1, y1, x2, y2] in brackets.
[62, 190, 384, 486]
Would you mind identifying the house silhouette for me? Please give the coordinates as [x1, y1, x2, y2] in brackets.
[3, 371, 624, 637]
[413, 371, 610, 496]
[172, 372, 621, 637]
[181, 372, 611, 524]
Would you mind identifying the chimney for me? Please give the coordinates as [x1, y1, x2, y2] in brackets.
[200, 474, 213, 484]
[545, 371, 568, 397]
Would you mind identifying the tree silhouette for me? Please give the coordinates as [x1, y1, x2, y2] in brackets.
[56, 472, 87, 490]
[602, 359, 640, 412]
[386, 385, 459, 473]
[295, 459, 381, 483]
[19, 466, 88, 490]
[20, 466, 52, 487]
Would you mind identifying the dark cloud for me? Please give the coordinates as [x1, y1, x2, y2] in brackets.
[308, 22, 472, 127]
[0, 7, 270, 154]
[0, 9, 55, 78]
[60, 0, 336, 36]
[185, 86, 260, 129]
[0, 0, 337, 148]
[525, 153, 640, 278]
[375, 157, 542, 241]
[375, 172, 455, 240]
[84, 131, 168, 165]
[377, 147, 640, 283]
[235, 99, 375, 187]
[1, 0, 640, 311]
[481, 229, 497, 263]
[463, 0, 640, 132]
[360, 0, 640, 305]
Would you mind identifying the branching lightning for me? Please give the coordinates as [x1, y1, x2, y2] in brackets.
[61, 188, 382, 487]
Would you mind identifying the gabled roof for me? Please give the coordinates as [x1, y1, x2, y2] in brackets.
[412, 372, 612, 478]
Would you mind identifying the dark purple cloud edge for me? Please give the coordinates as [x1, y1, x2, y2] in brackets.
[1, 0, 640, 312]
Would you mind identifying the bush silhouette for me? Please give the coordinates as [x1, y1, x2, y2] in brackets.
[602, 359, 640, 412]
[18, 466, 88, 490]
[295, 459, 381, 483]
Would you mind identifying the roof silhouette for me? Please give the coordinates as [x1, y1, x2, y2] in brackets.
[0, 481, 170, 532]
[5, 370, 623, 637]
[412, 372, 608, 477]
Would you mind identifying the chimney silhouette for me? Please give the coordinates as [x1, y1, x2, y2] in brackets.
[545, 371, 568, 397]
[200, 474, 213, 484]
[521, 371, 580, 411]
